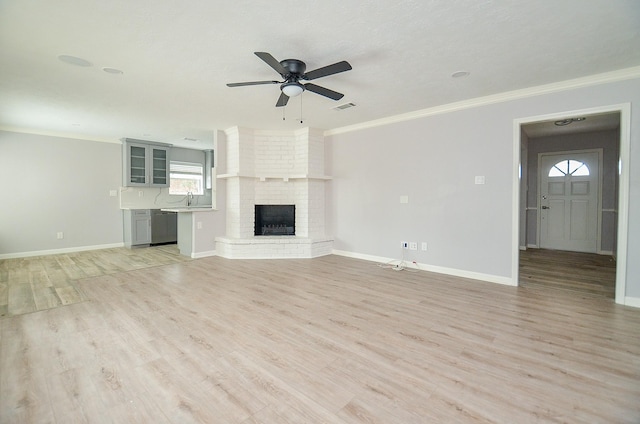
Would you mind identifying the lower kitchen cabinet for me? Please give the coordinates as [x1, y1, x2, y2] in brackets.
[123, 209, 151, 247]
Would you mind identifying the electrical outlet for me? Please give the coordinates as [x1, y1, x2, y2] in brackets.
[56, 232, 64, 239]
[197, 221, 203, 230]
[401, 241, 408, 249]
[421, 242, 428, 251]
[138, 190, 144, 197]
[109, 190, 117, 197]
[409, 242, 418, 250]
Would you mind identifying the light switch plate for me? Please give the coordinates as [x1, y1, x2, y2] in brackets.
[400, 195, 409, 204]
[475, 176, 485, 185]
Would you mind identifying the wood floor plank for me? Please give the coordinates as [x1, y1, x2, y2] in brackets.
[7, 282, 37, 315]
[55, 285, 85, 305]
[32, 286, 63, 310]
[0, 315, 56, 423]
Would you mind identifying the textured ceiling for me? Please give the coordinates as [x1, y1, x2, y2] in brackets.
[1, 0, 639, 148]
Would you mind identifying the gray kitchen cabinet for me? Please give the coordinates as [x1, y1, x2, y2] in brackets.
[122, 138, 171, 187]
[123, 209, 151, 247]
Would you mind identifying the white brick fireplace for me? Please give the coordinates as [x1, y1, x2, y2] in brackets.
[215, 127, 333, 258]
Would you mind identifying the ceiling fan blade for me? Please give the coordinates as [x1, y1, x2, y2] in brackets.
[255, 52, 287, 76]
[304, 83, 344, 101]
[303, 61, 352, 80]
[227, 80, 280, 87]
[276, 92, 289, 107]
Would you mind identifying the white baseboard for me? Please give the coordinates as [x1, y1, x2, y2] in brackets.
[598, 250, 614, 256]
[527, 243, 538, 249]
[0, 243, 125, 260]
[623, 297, 640, 308]
[519, 245, 527, 251]
[192, 250, 217, 259]
[331, 250, 515, 286]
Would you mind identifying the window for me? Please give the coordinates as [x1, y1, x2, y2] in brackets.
[548, 159, 590, 177]
[169, 161, 204, 195]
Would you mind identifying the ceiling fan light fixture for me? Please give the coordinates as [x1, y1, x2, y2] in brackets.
[451, 71, 470, 78]
[281, 82, 304, 97]
[554, 117, 586, 126]
[58, 54, 92, 67]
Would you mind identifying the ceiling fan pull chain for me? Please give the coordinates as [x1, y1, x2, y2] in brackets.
[283, 105, 286, 121]
[300, 94, 304, 124]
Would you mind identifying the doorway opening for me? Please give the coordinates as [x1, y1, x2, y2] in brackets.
[513, 104, 630, 304]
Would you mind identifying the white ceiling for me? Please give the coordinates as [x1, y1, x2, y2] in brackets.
[1, 1, 639, 148]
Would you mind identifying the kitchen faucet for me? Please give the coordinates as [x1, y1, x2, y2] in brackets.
[187, 192, 193, 206]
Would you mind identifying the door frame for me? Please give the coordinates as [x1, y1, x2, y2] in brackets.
[512, 103, 631, 305]
[536, 149, 603, 253]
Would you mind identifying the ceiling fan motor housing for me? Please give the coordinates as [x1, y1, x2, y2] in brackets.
[280, 59, 306, 79]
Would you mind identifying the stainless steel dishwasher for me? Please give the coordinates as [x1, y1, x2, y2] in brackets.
[151, 210, 177, 244]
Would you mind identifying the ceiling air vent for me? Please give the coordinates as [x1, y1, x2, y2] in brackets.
[333, 102, 356, 111]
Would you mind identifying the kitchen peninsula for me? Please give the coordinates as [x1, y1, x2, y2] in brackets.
[161, 207, 217, 258]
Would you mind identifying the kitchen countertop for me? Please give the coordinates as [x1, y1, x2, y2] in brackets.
[160, 207, 216, 213]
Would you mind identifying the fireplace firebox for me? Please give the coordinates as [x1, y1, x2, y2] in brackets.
[254, 205, 295, 236]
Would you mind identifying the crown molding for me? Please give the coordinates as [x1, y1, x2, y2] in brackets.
[325, 66, 640, 137]
[0, 126, 120, 144]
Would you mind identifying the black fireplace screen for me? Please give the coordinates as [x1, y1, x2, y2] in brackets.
[254, 205, 295, 236]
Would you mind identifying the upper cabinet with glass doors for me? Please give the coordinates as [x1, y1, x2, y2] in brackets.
[122, 138, 171, 187]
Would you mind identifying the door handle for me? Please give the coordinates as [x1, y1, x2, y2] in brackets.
[541, 206, 550, 209]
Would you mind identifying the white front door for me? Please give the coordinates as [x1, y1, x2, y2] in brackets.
[539, 151, 600, 253]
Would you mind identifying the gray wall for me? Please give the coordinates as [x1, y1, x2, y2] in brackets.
[525, 129, 619, 251]
[0, 131, 123, 255]
[327, 105, 515, 278]
[326, 76, 640, 298]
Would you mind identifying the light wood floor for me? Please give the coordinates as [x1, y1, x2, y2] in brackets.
[1, 251, 639, 423]
[0, 245, 190, 318]
[519, 248, 616, 298]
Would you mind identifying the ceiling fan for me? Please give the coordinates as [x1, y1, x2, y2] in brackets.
[226, 52, 352, 107]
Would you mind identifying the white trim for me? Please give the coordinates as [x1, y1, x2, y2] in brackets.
[326, 67, 640, 136]
[601, 209, 616, 213]
[615, 104, 631, 305]
[332, 250, 515, 286]
[597, 250, 614, 256]
[512, 119, 521, 286]
[0, 243, 125, 260]
[527, 244, 538, 249]
[520, 246, 527, 251]
[623, 297, 640, 309]
[192, 250, 217, 259]
[0, 126, 121, 144]
[513, 103, 631, 305]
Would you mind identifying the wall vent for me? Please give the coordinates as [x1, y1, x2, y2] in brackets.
[333, 102, 356, 111]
